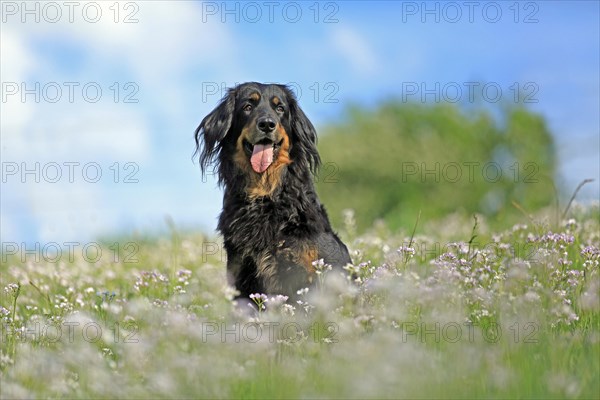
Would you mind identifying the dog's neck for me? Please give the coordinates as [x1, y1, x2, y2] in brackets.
[222, 162, 315, 204]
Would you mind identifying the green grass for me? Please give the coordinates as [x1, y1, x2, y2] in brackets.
[1, 203, 599, 399]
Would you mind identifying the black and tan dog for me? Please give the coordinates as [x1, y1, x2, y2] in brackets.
[195, 82, 351, 299]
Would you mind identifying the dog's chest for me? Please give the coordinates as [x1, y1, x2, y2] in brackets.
[220, 197, 316, 252]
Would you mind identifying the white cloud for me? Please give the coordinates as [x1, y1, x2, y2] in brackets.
[2, 103, 151, 164]
[29, 182, 118, 244]
[0, 214, 20, 243]
[0, 31, 35, 134]
[0, 29, 35, 78]
[329, 26, 380, 75]
[1, 2, 236, 243]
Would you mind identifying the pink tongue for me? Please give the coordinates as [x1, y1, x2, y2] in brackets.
[250, 144, 274, 173]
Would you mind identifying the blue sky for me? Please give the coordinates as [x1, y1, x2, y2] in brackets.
[1, 1, 599, 246]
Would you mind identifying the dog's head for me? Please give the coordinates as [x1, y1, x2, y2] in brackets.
[194, 82, 320, 187]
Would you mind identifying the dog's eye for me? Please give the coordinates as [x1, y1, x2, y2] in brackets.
[243, 104, 253, 112]
[276, 105, 285, 113]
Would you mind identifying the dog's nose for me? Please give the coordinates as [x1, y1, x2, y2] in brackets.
[257, 116, 276, 133]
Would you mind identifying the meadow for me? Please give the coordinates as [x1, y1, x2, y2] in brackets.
[1, 202, 599, 399]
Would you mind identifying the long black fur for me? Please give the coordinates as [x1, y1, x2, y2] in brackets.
[195, 82, 351, 298]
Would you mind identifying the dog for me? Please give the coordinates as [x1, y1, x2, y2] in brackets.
[195, 82, 351, 299]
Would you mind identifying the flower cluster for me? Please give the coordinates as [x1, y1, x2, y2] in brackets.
[0, 205, 598, 399]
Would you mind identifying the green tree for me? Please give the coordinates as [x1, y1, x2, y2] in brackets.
[316, 103, 557, 232]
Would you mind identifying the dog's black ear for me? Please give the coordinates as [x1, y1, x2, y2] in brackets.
[194, 88, 236, 175]
[286, 87, 321, 174]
